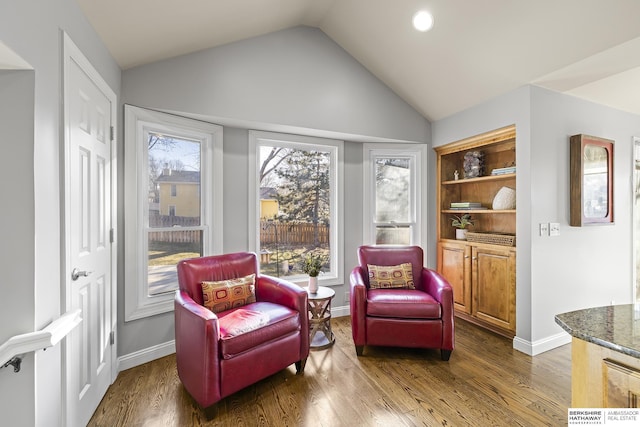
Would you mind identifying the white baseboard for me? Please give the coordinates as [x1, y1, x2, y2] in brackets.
[117, 340, 176, 373]
[332, 304, 350, 318]
[513, 331, 571, 356]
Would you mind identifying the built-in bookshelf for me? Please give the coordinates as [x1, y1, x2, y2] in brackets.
[435, 125, 517, 338]
[436, 127, 516, 241]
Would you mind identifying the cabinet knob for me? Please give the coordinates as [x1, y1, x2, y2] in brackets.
[472, 257, 477, 260]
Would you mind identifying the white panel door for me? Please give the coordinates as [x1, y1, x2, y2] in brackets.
[64, 37, 115, 427]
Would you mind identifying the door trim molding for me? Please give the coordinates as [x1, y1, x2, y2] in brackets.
[61, 31, 118, 425]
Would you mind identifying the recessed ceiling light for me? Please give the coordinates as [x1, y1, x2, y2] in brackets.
[412, 10, 434, 32]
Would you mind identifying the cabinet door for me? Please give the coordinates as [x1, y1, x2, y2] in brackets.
[472, 246, 516, 332]
[603, 359, 640, 407]
[438, 241, 471, 314]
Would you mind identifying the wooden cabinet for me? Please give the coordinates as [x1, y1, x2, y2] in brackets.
[603, 358, 640, 408]
[435, 125, 517, 338]
[438, 241, 471, 314]
[571, 338, 640, 408]
[472, 245, 516, 334]
[438, 241, 516, 336]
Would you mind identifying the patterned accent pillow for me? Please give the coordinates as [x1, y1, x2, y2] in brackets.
[201, 274, 256, 313]
[367, 263, 415, 289]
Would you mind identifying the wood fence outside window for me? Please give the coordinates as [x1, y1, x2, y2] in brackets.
[146, 214, 328, 245]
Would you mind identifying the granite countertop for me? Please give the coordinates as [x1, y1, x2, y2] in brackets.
[555, 304, 640, 359]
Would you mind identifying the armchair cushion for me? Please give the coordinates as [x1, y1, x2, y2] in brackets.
[218, 301, 300, 359]
[367, 289, 441, 319]
[201, 274, 256, 313]
[367, 263, 415, 289]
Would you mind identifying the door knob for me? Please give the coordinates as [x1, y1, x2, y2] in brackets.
[71, 268, 92, 281]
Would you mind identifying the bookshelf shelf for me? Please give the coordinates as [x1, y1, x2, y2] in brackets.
[442, 209, 516, 214]
[442, 173, 516, 185]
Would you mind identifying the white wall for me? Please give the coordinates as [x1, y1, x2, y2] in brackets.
[432, 84, 640, 354]
[120, 26, 428, 357]
[0, 1, 120, 425]
[529, 86, 639, 345]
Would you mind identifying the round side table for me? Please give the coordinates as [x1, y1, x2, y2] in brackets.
[304, 285, 335, 350]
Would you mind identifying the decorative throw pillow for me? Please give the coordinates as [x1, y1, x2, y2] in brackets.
[201, 274, 256, 313]
[367, 263, 415, 289]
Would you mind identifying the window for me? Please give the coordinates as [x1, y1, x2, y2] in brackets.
[124, 105, 223, 320]
[248, 131, 343, 286]
[363, 145, 426, 246]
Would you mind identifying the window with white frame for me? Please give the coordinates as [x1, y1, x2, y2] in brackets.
[124, 105, 223, 320]
[248, 131, 343, 286]
[363, 145, 426, 246]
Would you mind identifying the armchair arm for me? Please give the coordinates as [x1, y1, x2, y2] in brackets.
[174, 290, 221, 407]
[256, 275, 309, 359]
[349, 266, 368, 346]
[421, 269, 455, 351]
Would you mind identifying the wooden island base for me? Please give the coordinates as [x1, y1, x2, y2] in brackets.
[557, 305, 640, 409]
[571, 337, 640, 408]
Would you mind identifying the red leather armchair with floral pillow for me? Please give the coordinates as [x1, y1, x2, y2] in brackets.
[175, 252, 309, 408]
[350, 245, 454, 361]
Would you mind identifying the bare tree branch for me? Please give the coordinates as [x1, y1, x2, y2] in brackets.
[260, 147, 290, 183]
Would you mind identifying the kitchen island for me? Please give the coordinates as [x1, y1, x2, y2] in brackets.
[555, 304, 640, 408]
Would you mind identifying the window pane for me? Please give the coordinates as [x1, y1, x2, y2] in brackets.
[148, 133, 201, 227]
[375, 157, 410, 222]
[375, 226, 411, 245]
[148, 230, 203, 296]
[258, 146, 331, 277]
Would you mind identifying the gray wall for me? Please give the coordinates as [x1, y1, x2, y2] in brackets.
[120, 26, 428, 357]
[0, 69, 35, 427]
[0, 1, 120, 425]
[123, 26, 429, 144]
[432, 85, 640, 351]
[118, 27, 430, 355]
[528, 85, 639, 343]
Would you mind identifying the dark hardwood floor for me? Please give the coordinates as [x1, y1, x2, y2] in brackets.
[88, 316, 571, 426]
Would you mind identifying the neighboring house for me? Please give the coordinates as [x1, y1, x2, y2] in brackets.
[156, 169, 200, 217]
[260, 187, 279, 219]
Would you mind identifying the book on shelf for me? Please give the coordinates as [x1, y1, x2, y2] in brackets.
[491, 166, 516, 175]
[449, 206, 488, 210]
[450, 202, 482, 208]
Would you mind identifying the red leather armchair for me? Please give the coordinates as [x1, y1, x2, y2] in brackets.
[175, 252, 309, 408]
[350, 245, 455, 361]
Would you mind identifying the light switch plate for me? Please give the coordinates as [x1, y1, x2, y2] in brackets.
[539, 223, 549, 236]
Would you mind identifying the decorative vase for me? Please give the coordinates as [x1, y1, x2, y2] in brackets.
[492, 186, 516, 210]
[455, 229, 468, 240]
[463, 150, 485, 178]
[308, 276, 319, 293]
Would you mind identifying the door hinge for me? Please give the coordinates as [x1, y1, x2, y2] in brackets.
[110, 228, 114, 243]
[110, 126, 114, 141]
[110, 331, 115, 346]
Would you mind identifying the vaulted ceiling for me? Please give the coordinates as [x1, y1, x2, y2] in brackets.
[76, 0, 640, 121]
